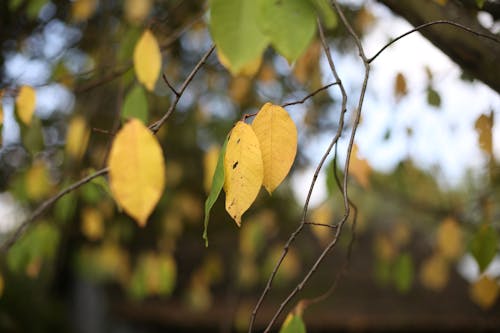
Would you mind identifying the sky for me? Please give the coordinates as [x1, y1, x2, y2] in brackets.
[293, 0, 500, 207]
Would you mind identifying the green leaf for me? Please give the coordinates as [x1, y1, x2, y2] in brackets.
[122, 85, 148, 124]
[427, 87, 441, 108]
[258, 0, 316, 62]
[279, 313, 306, 333]
[309, 0, 337, 29]
[203, 136, 228, 247]
[393, 252, 413, 293]
[476, 0, 485, 9]
[470, 225, 498, 273]
[210, 0, 269, 74]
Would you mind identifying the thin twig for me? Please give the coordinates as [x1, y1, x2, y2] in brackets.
[162, 73, 180, 97]
[304, 222, 338, 229]
[1, 46, 215, 253]
[259, 1, 371, 329]
[150, 45, 215, 133]
[281, 81, 339, 108]
[248, 17, 351, 333]
[0, 168, 109, 253]
[368, 19, 500, 64]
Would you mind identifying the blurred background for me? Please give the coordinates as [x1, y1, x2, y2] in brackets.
[0, 0, 499, 332]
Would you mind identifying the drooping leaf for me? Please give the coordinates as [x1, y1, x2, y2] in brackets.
[217, 48, 262, 77]
[71, 0, 98, 22]
[252, 103, 297, 193]
[224, 121, 263, 226]
[279, 312, 306, 333]
[426, 86, 441, 108]
[122, 84, 148, 124]
[393, 252, 414, 293]
[349, 144, 371, 188]
[203, 145, 221, 194]
[474, 113, 493, 157]
[124, 0, 152, 25]
[309, 0, 337, 29]
[394, 72, 408, 101]
[436, 217, 463, 260]
[108, 119, 165, 226]
[419, 253, 449, 291]
[469, 225, 498, 273]
[16, 85, 36, 125]
[210, 0, 269, 74]
[257, 0, 316, 62]
[203, 138, 228, 246]
[133, 29, 162, 91]
[469, 275, 499, 310]
[65, 115, 90, 160]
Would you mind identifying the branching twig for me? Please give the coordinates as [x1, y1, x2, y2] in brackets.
[1, 45, 215, 253]
[368, 19, 500, 64]
[248, 17, 351, 333]
[281, 81, 339, 108]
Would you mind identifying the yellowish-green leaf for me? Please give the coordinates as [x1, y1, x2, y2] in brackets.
[16, 85, 36, 125]
[203, 145, 221, 194]
[419, 253, 449, 291]
[475, 113, 493, 157]
[252, 103, 297, 193]
[81, 207, 104, 241]
[469, 275, 499, 310]
[217, 48, 262, 77]
[65, 115, 90, 160]
[279, 312, 306, 333]
[349, 144, 371, 188]
[224, 121, 263, 226]
[133, 29, 162, 91]
[124, 0, 152, 25]
[108, 119, 165, 226]
[25, 160, 52, 201]
[71, 0, 98, 22]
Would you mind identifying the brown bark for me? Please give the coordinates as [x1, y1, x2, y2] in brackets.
[377, 0, 500, 94]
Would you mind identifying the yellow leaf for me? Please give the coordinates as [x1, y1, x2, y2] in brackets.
[374, 233, 397, 261]
[252, 103, 297, 193]
[72, 0, 98, 22]
[349, 144, 371, 188]
[65, 115, 90, 160]
[310, 201, 334, 246]
[124, 0, 152, 25]
[217, 49, 262, 77]
[25, 161, 52, 201]
[108, 119, 165, 226]
[16, 86, 36, 125]
[394, 72, 408, 101]
[470, 275, 499, 310]
[433, 0, 448, 5]
[419, 253, 449, 291]
[293, 40, 321, 84]
[133, 30, 162, 91]
[224, 121, 263, 226]
[436, 217, 463, 260]
[475, 113, 493, 157]
[203, 145, 220, 193]
[229, 76, 252, 104]
[81, 207, 104, 240]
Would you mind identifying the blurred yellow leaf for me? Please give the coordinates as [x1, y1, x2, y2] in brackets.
[419, 253, 449, 291]
[310, 201, 334, 246]
[264, 245, 300, 284]
[217, 48, 262, 77]
[391, 222, 411, 247]
[355, 6, 376, 34]
[72, 0, 98, 22]
[436, 217, 463, 260]
[433, 0, 448, 5]
[475, 113, 493, 157]
[374, 233, 397, 261]
[203, 145, 220, 193]
[108, 119, 165, 226]
[258, 63, 276, 83]
[394, 72, 408, 101]
[124, 0, 152, 25]
[252, 103, 297, 193]
[16, 85, 36, 125]
[173, 192, 202, 223]
[65, 115, 90, 160]
[469, 275, 499, 310]
[229, 76, 252, 104]
[133, 30, 162, 91]
[26, 160, 52, 201]
[0, 273, 3, 298]
[293, 40, 321, 84]
[224, 121, 263, 226]
[81, 207, 104, 241]
[349, 144, 371, 188]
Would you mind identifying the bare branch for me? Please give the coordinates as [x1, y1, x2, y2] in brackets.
[281, 81, 339, 108]
[368, 19, 500, 64]
[162, 73, 180, 97]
